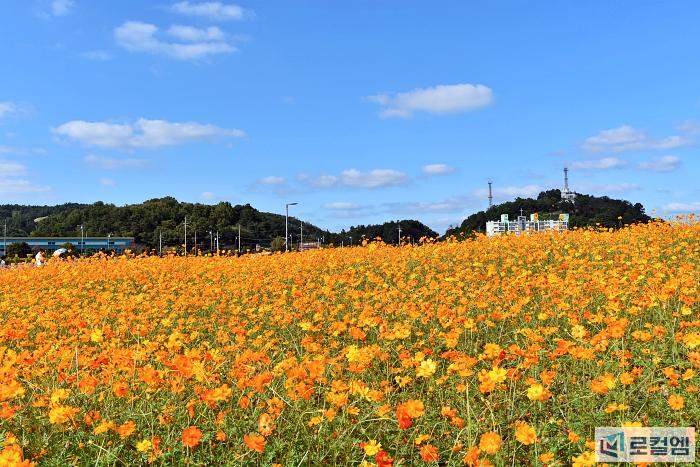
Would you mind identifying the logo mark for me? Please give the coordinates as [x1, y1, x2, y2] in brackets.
[599, 432, 625, 458]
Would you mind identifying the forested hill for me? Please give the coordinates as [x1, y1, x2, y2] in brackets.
[1, 197, 438, 250]
[0, 203, 89, 236]
[19, 197, 331, 250]
[334, 220, 439, 245]
[445, 189, 651, 237]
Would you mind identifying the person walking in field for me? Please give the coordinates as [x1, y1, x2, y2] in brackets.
[35, 249, 46, 267]
[0, 255, 7, 268]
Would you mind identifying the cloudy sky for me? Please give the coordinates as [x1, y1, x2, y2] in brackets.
[1, 1, 699, 232]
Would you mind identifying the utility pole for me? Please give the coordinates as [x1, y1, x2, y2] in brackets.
[238, 224, 241, 253]
[194, 229, 197, 255]
[159, 229, 162, 256]
[3, 219, 6, 255]
[397, 224, 402, 245]
[216, 230, 219, 255]
[300, 222, 303, 250]
[285, 202, 298, 252]
[183, 216, 187, 256]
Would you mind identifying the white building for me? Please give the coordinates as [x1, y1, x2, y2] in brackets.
[486, 213, 569, 237]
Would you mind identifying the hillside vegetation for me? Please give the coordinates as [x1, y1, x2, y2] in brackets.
[1, 197, 437, 250]
[446, 189, 651, 237]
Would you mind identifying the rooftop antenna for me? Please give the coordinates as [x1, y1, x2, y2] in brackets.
[488, 181, 493, 208]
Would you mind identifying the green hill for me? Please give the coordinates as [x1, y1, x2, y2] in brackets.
[1, 197, 438, 251]
[445, 189, 651, 237]
[332, 219, 439, 245]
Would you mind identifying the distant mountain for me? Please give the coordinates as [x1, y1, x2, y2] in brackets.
[445, 189, 651, 237]
[0, 197, 438, 250]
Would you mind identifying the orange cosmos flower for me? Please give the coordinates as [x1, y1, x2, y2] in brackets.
[402, 399, 425, 418]
[396, 405, 413, 429]
[375, 449, 394, 467]
[244, 433, 266, 453]
[116, 420, 136, 438]
[48, 405, 79, 425]
[419, 444, 439, 462]
[182, 426, 203, 448]
[258, 413, 275, 436]
[462, 446, 480, 466]
[526, 383, 551, 401]
[478, 432, 502, 454]
[668, 394, 684, 410]
[112, 381, 129, 398]
[514, 421, 537, 445]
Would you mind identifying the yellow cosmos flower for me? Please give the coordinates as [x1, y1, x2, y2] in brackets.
[363, 439, 381, 456]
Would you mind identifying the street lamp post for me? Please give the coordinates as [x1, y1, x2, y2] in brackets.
[107, 233, 112, 254]
[285, 202, 298, 252]
[183, 216, 188, 257]
[80, 225, 84, 256]
[3, 219, 7, 256]
[348, 236, 352, 247]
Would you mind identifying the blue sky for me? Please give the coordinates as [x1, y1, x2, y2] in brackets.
[1, 1, 699, 233]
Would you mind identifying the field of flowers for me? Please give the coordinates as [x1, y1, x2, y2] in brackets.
[0, 220, 699, 466]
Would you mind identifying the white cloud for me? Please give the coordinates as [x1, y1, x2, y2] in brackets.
[167, 25, 225, 41]
[0, 160, 27, 177]
[579, 182, 641, 194]
[662, 202, 700, 213]
[84, 154, 147, 169]
[678, 120, 700, 135]
[171, 1, 249, 20]
[114, 21, 236, 60]
[0, 146, 46, 156]
[54, 118, 244, 148]
[340, 169, 408, 188]
[259, 175, 285, 185]
[421, 163, 455, 175]
[385, 196, 474, 214]
[51, 0, 74, 16]
[570, 157, 627, 170]
[298, 169, 410, 189]
[99, 178, 115, 186]
[582, 125, 692, 152]
[81, 50, 111, 61]
[368, 83, 493, 118]
[297, 174, 339, 188]
[0, 102, 20, 119]
[322, 202, 361, 210]
[638, 155, 681, 172]
[474, 184, 544, 199]
[0, 179, 51, 196]
[201, 191, 217, 199]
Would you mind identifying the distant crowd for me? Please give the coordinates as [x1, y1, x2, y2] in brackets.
[0, 247, 76, 269]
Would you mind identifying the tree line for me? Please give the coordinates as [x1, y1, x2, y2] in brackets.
[1, 197, 439, 251]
